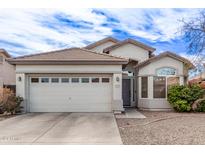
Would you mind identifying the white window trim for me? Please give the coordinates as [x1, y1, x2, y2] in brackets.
[153, 75, 181, 100]
[140, 76, 148, 99]
[155, 66, 178, 76]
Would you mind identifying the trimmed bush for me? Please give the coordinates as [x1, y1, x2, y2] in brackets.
[168, 84, 205, 112]
[168, 85, 187, 104]
[195, 100, 205, 112]
[172, 100, 191, 112]
[189, 84, 205, 102]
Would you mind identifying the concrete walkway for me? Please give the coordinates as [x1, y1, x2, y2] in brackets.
[0, 113, 122, 144]
[115, 108, 146, 119]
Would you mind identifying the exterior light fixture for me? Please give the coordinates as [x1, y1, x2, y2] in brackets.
[116, 76, 120, 82]
[18, 76, 22, 82]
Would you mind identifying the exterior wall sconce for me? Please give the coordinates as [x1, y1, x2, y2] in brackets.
[116, 76, 120, 82]
[18, 76, 22, 82]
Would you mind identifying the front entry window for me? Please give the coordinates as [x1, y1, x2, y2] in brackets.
[141, 77, 148, 98]
[156, 67, 176, 76]
[153, 77, 166, 98]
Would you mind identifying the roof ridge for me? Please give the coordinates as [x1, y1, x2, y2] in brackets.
[84, 36, 119, 49]
[103, 38, 156, 53]
[11, 47, 128, 62]
[13, 48, 78, 59]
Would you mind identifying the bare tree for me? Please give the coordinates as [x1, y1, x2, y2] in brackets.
[181, 9, 205, 76]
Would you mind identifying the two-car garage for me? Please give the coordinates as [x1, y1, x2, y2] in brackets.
[29, 74, 112, 112]
[8, 48, 127, 113]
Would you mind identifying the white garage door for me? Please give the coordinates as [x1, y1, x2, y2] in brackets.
[29, 75, 112, 112]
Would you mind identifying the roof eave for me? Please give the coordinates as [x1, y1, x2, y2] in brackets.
[103, 40, 156, 53]
[134, 52, 195, 70]
[7, 60, 128, 65]
[0, 49, 11, 58]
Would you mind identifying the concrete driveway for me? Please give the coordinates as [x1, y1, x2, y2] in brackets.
[0, 113, 122, 144]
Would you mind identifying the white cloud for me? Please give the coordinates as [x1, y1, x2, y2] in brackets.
[103, 8, 201, 41]
[0, 9, 113, 56]
[0, 8, 201, 56]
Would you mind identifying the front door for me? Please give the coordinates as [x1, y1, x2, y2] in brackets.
[122, 79, 131, 106]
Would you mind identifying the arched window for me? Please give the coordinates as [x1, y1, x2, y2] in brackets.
[156, 67, 176, 76]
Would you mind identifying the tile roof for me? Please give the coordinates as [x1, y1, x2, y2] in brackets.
[7, 47, 128, 65]
[84, 37, 119, 50]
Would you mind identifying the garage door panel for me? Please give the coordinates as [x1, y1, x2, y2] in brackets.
[30, 103, 111, 112]
[29, 75, 112, 112]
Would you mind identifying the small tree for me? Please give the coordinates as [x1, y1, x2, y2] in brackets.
[181, 9, 205, 76]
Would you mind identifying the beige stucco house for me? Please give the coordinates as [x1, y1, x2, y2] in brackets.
[0, 49, 16, 90]
[7, 37, 194, 112]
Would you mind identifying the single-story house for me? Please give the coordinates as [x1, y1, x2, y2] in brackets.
[7, 37, 194, 112]
[0, 49, 16, 90]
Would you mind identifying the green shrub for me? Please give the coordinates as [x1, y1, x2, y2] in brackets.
[195, 100, 205, 112]
[168, 84, 205, 112]
[172, 100, 191, 112]
[189, 84, 205, 102]
[168, 85, 188, 104]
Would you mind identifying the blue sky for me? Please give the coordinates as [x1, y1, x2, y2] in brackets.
[0, 8, 201, 60]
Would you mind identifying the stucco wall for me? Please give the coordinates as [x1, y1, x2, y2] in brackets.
[89, 41, 116, 53]
[16, 65, 122, 74]
[0, 53, 16, 86]
[112, 73, 124, 111]
[139, 57, 184, 76]
[109, 43, 149, 62]
[138, 99, 173, 111]
[15, 64, 124, 112]
[138, 56, 186, 111]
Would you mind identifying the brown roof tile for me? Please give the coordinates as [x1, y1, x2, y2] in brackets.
[7, 48, 128, 65]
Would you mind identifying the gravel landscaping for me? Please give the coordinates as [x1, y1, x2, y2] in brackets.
[116, 111, 205, 145]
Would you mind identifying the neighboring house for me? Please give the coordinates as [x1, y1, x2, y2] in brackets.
[189, 72, 205, 89]
[0, 49, 16, 90]
[7, 37, 194, 112]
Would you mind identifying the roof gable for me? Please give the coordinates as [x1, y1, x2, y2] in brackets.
[7, 48, 128, 65]
[84, 37, 119, 50]
[103, 38, 156, 53]
[135, 51, 194, 69]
